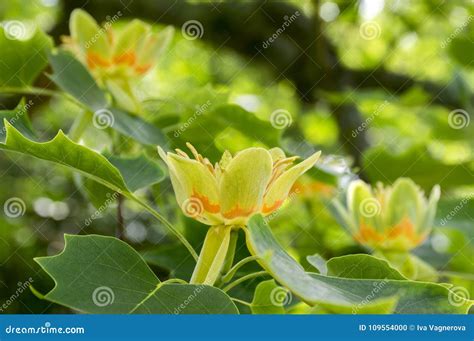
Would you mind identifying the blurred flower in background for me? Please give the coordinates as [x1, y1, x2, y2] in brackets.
[63, 9, 174, 113]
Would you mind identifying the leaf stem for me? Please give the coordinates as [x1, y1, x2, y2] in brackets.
[231, 298, 252, 307]
[190, 225, 232, 285]
[68, 110, 92, 142]
[222, 271, 269, 292]
[220, 255, 259, 283]
[116, 194, 125, 240]
[129, 195, 198, 261]
[0, 86, 62, 97]
[221, 229, 239, 275]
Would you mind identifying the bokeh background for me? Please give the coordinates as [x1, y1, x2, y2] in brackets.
[0, 0, 473, 313]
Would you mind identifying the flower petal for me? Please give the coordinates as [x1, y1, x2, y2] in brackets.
[263, 151, 320, 214]
[158, 147, 220, 225]
[69, 9, 110, 57]
[386, 178, 423, 228]
[113, 19, 149, 62]
[219, 148, 272, 223]
[347, 179, 380, 232]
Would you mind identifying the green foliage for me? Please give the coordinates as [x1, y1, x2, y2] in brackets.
[0, 1, 473, 316]
[35, 234, 237, 314]
[250, 280, 286, 314]
[246, 215, 473, 314]
[0, 27, 52, 87]
[326, 254, 407, 280]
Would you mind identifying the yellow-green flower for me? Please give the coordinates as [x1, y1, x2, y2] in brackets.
[334, 178, 440, 252]
[64, 9, 173, 112]
[158, 144, 321, 226]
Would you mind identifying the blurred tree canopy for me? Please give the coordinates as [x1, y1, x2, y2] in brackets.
[0, 0, 472, 314]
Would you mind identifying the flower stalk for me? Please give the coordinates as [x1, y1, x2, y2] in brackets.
[190, 225, 232, 285]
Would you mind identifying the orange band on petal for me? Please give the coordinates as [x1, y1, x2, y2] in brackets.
[354, 223, 384, 244]
[355, 218, 425, 249]
[262, 199, 284, 214]
[113, 51, 137, 66]
[135, 64, 152, 74]
[222, 204, 255, 219]
[87, 52, 111, 69]
[191, 191, 220, 213]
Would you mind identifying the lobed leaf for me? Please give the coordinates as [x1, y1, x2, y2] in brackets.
[35, 234, 237, 314]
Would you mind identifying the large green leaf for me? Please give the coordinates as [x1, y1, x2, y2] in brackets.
[363, 145, 474, 191]
[35, 234, 237, 314]
[245, 215, 473, 313]
[326, 254, 407, 280]
[0, 27, 52, 87]
[1, 120, 127, 192]
[48, 50, 166, 146]
[0, 122, 197, 259]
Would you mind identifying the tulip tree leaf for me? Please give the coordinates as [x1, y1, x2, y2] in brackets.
[326, 254, 407, 280]
[34, 234, 238, 314]
[0, 122, 196, 258]
[251, 280, 286, 314]
[48, 49, 167, 146]
[0, 27, 53, 87]
[0, 120, 129, 194]
[48, 49, 108, 111]
[108, 107, 167, 146]
[105, 153, 166, 192]
[245, 215, 473, 314]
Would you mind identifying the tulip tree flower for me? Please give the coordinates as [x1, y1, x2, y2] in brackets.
[64, 9, 174, 113]
[333, 178, 440, 280]
[158, 143, 321, 285]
